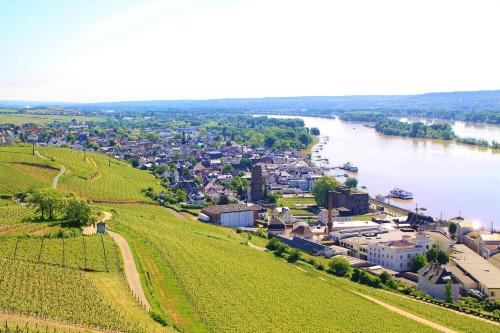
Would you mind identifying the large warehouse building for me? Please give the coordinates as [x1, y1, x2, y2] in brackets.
[200, 204, 262, 227]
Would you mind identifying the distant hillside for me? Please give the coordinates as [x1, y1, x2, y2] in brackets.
[2, 89, 500, 116]
[73, 90, 500, 114]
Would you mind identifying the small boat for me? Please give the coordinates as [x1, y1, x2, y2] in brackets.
[340, 162, 358, 172]
[389, 188, 413, 200]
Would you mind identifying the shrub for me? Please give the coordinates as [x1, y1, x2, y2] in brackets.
[149, 311, 169, 326]
[287, 249, 301, 263]
[328, 256, 351, 277]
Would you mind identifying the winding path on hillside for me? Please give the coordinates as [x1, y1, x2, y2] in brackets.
[53, 164, 66, 188]
[34, 150, 66, 189]
[105, 212, 151, 311]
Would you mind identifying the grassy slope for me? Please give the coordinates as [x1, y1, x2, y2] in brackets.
[108, 204, 483, 333]
[39, 147, 163, 201]
[0, 147, 59, 195]
[1, 146, 162, 201]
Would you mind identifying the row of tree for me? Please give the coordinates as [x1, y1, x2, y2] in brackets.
[26, 188, 97, 226]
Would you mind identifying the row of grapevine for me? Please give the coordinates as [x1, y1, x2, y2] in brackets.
[112, 205, 438, 333]
[0, 258, 145, 332]
[0, 235, 120, 273]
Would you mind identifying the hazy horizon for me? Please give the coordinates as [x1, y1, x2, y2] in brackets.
[2, 0, 500, 102]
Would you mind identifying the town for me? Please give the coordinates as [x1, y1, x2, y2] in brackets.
[1, 108, 499, 319]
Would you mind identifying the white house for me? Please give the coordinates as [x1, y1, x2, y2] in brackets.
[367, 233, 429, 272]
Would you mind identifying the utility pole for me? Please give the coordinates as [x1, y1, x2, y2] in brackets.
[32, 141, 35, 155]
[108, 155, 111, 167]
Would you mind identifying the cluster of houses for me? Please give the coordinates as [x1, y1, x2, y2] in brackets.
[1, 121, 326, 206]
[199, 190, 499, 303]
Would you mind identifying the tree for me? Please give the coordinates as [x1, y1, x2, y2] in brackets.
[437, 250, 449, 265]
[239, 157, 252, 170]
[448, 222, 457, 236]
[218, 194, 230, 205]
[426, 248, 438, 262]
[264, 135, 277, 148]
[130, 157, 140, 168]
[65, 197, 97, 226]
[410, 253, 427, 272]
[344, 177, 358, 188]
[351, 268, 361, 282]
[312, 176, 339, 207]
[287, 249, 301, 263]
[298, 133, 311, 146]
[266, 192, 278, 204]
[175, 188, 187, 202]
[222, 164, 234, 174]
[329, 256, 351, 276]
[379, 271, 391, 284]
[26, 188, 63, 220]
[310, 127, 320, 136]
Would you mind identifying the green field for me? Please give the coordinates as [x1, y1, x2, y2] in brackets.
[277, 195, 317, 216]
[0, 113, 104, 125]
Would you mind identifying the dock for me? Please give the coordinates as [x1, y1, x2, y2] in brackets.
[369, 198, 411, 217]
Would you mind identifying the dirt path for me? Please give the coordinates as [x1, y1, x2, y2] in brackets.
[348, 289, 458, 333]
[166, 208, 188, 220]
[53, 164, 66, 188]
[106, 211, 151, 311]
[248, 241, 267, 252]
[34, 150, 46, 159]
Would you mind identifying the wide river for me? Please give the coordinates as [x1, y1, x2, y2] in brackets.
[270, 115, 500, 229]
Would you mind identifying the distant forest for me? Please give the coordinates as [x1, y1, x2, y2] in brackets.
[2, 89, 500, 124]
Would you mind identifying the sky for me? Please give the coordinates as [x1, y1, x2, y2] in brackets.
[1, 0, 500, 102]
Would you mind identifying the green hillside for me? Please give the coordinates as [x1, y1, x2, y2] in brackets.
[0, 146, 162, 201]
[107, 204, 499, 333]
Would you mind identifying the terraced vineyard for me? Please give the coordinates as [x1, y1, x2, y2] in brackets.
[38, 147, 162, 201]
[0, 147, 59, 195]
[0, 235, 121, 272]
[0, 146, 161, 201]
[110, 205, 460, 333]
[0, 257, 144, 332]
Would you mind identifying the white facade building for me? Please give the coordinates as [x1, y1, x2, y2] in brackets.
[367, 233, 429, 272]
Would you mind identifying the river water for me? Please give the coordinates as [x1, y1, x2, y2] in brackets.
[271, 115, 500, 229]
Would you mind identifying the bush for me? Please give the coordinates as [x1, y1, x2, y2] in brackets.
[255, 227, 268, 239]
[328, 256, 351, 277]
[351, 268, 361, 282]
[287, 249, 301, 263]
[149, 311, 169, 326]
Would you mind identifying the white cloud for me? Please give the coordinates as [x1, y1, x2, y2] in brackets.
[2, 0, 500, 101]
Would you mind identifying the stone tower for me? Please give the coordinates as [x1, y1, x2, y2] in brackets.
[249, 164, 266, 202]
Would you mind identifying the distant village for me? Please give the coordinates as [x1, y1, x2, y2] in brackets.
[1, 116, 499, 308]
